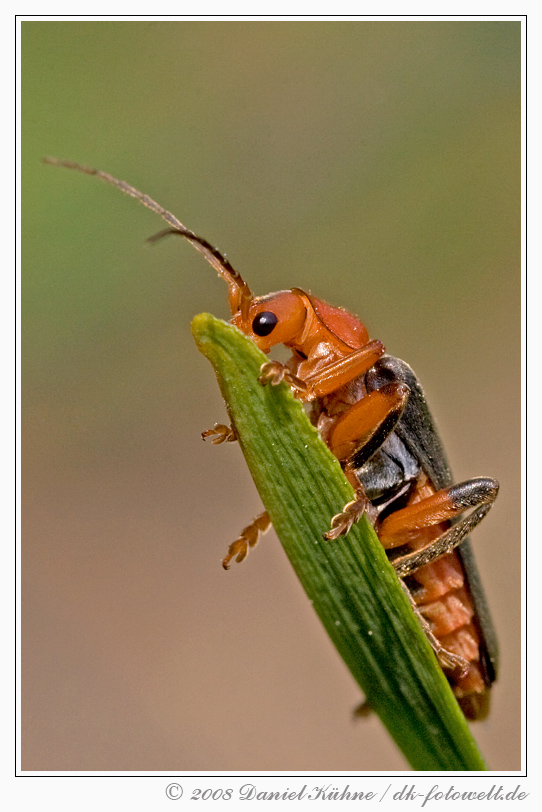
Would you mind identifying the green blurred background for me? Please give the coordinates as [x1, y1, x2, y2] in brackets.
[23, 20, 521, 771]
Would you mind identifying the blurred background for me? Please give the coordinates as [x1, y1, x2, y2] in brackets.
[22, 20, 521, 771]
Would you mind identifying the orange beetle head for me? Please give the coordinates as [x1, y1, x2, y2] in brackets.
[231, 290, 308, 352]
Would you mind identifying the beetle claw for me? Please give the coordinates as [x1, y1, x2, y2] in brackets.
[259, 361, 307, 393]
[259, 360, 285, 386]
[324, 499, 367, 540]
[202, 423, 237, 444]
[353, 698, 372, 719]
[222, 538, 249, 570]
[222, 511, 271, 569]
[437, 648, 471, 678]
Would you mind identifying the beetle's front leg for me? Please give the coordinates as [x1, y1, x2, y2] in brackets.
[259, 341, 385, 400]
[200, 424, 272, 569]
[258, 361, 308, 395]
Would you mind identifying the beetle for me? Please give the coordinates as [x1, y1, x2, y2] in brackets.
[44, 158, 499, 720]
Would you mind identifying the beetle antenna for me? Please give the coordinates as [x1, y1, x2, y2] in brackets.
[42, 157, 252, 315]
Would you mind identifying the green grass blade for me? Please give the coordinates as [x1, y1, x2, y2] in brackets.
[192, 312, 487, 771]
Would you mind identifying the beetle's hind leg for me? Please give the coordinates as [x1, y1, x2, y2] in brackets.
[222, 511, 272, 570]
[398, 579, 470, 675]
[352, 581, 471, 722]
[382, 477, 499, 578]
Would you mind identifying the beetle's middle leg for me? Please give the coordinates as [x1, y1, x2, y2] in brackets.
[324, 382, 409, 539]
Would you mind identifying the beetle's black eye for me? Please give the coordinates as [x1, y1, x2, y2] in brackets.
[252, 311, 278, 337]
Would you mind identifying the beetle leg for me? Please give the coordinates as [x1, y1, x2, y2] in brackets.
[258, 361, 308, 394]
[259, 341, 385, 400]
[354, 589, 470, 721]
[381, 478, 499, 578]
[202, 423, 237, 443]
[328, 382, 409, 463]
[303, 340, 385, 397]
[398, 579, 470, 675]
[222, 511, 271, 570]
[353, 583, 471, 720]
[353, 699, 373, 718]
[326, 497, 367, 540]
[324, 383, 409, 539]
[324, 464, 368, 540]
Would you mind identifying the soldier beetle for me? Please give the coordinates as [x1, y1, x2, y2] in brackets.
[44, 158, 499, 720]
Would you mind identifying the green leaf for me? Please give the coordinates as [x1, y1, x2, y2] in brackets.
[192, 312, 487, 771]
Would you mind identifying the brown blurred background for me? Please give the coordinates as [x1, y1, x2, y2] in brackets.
[22, 20, 521, 771]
